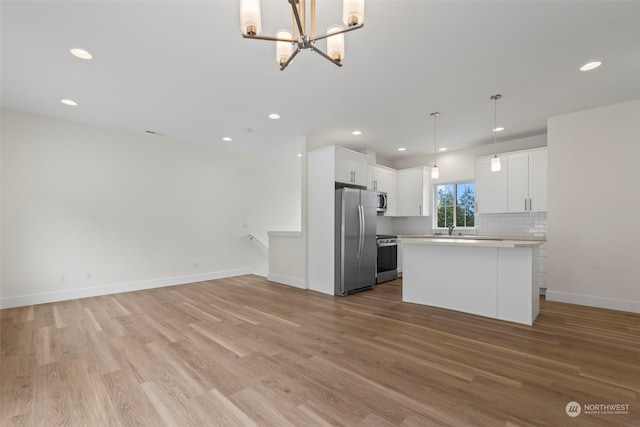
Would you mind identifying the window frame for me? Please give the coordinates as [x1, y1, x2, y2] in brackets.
[433, 180, 476, 231]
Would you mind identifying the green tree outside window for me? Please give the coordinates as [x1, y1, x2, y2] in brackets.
[436, 182, 475, 228]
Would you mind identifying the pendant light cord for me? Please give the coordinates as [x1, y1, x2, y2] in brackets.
[491, 94, 501, 152]
[431, 112, 439, 165]
[494, 96, 498, 148]
[434, 113, 437, 164]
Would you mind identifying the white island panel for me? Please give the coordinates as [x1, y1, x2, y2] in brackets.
[497, 247, 540, 324]
[401, 238, 541, 325]
[403, 244, 498, 318]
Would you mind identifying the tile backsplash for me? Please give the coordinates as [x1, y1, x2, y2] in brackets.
[377, 212, 547, 239]
[476, 212, 547, 238]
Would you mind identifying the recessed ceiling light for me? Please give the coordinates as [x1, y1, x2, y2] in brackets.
[438, 147, 448, 152]
[352, 130, 362, 136]
[268, 113, 280, 119]
[297, 153, 302, 157]
[580, 61, 602, 71]
[70, 48, 93, 60]
[222, 137, 232, 142]
[398, 147, 406, 151]
[493, 127, 504, 132]
[61, 99, 77, 106]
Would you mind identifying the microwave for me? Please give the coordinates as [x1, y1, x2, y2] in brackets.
[376, 192, 388, 213]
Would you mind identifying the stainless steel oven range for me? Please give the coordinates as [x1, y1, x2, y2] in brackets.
[376, 234, 398, 284]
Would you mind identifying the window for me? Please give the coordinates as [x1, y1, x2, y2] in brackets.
[435, 182, 475, 228]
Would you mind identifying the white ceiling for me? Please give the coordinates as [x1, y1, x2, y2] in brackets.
[2, 1, 639, 162]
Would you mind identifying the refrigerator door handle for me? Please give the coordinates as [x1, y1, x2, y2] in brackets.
[357, 205, 364, 258]
[361, 205, 366, 258]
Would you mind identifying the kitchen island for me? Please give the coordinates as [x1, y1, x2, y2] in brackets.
[401, 238, 543, 325]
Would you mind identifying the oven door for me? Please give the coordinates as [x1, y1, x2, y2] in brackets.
[376, 242, 397, 283]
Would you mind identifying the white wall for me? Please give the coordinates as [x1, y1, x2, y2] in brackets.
[547, 99, 640, 313]
[0, 110, 301, 308]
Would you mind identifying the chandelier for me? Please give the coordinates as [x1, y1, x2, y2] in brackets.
[239, 0, 365, 71]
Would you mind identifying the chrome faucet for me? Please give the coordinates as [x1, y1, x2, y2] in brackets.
[448, 225, 455, 236]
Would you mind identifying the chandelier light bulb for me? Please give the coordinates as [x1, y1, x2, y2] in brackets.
[240, 0, 262, 36]
[327, 25, 345, 62]
[343, 0, 365, 27]
[276, 29, 292, 66]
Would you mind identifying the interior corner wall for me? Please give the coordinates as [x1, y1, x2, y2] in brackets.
[0, 110, 301, 308]
[546, 99, 640, 313]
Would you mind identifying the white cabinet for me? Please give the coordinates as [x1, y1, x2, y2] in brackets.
[475, 156, 508, 214]
[334, 146, 367, 186]
[367, 165, 383, 191]
[385, 171, 398, 216]
[367, 164, 398, 216]
[475, 148, 547, 214]
[396, 167, 430, 216]
[507, 149, 547, 213]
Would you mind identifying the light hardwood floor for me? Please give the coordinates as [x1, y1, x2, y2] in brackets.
[1, 275, 639, 426]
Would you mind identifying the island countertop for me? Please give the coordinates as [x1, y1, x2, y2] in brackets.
[399, 237, 543, 248]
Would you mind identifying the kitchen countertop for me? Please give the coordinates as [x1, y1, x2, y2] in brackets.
[399, 237, 543, 248]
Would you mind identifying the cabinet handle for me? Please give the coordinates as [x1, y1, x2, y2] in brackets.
[529, 198, 532, 211]
[525, 198, 527, 211]
[419, 205, 422, 215]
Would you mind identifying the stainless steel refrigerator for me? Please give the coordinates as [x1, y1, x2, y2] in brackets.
[335, 187, 377, 296]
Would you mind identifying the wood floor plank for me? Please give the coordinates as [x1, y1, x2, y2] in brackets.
[190, 388, 260, 427]
[1, 275, 639, 426]
[140, 380, 201, 427]
[30, 362, 77, 427]
[35, 326, 60, 366]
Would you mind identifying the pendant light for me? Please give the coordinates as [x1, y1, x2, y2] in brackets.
[490, 94, 502, 172]
[430, 112, 440, 179]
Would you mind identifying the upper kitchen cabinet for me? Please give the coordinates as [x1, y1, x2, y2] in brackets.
[367, 164, 398, 215]
[334, 146, 367, 187]
[507, 149, 547, 213]
[475, 156, 509, 214]
[475, 148, 547, 214]
[396, 167, 431, 216]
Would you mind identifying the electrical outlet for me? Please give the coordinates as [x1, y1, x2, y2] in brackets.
[243, 221, 249, 228]
[60, 273, 66, 282]
[86, 272, 93, 280]
[193, 262, 199, 269]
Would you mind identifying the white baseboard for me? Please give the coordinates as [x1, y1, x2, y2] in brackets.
[267, 273, 308, 289]
[0, 268, 252, 309]
[546, 290, 640, 314]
